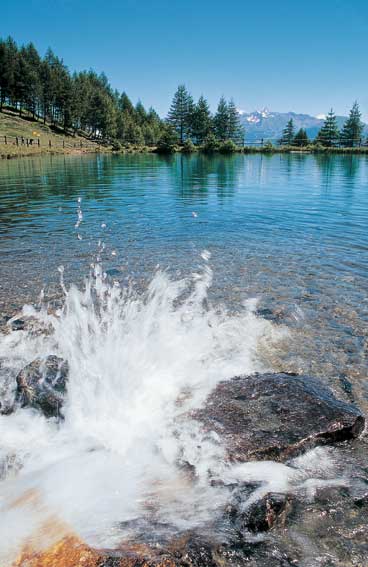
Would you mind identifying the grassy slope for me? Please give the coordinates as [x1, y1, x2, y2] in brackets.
[0, 111, 107, 158]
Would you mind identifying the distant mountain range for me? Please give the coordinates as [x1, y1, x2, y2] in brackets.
[237, 108, 362, 143]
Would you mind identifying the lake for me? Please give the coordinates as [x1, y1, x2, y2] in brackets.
[0, 152, 367, 397]
[0, 152, 368, 564]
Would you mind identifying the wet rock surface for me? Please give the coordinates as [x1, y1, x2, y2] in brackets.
[16, 355, 69, 418]
[12, 533, 297, 567]
[194, 372, 365, 462]
[239, 492, 293, 533]
[7, 371, 368, 566]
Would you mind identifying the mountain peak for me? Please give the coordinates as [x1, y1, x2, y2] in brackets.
[237, 109, 351, 142]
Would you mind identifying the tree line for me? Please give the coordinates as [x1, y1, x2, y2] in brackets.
[0, 36, 366, 151]
[166, 84, 244, 145]
[279, 102, 365, 148]
[0, 36, 164, 145]
[0, 37, 244, 150]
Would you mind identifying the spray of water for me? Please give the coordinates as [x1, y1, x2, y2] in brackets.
[0, 253, 342, 563]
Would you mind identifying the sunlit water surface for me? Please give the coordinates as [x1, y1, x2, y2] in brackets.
[1, 153, 367, 391]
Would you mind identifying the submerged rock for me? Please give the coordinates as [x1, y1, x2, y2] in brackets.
[194, 372, 365, 462]
[16, 355, 69, 418]
[7, 371, 367, 566]
[13, 533, 296, 567]
[241, 492, 292, 533]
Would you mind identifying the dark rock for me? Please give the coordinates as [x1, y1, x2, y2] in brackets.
[224, 483, 293, 536]
[16, 355, 69, 418]
[170, 536, 217, 567]
[0, 400, 13, 415]
[217, 541, 296, 567]
[243, 493, 293, 532]
[277, 476, 368, 565]
[0, 313, 26, 331]
[12, 531, 299, 567]
[339, 374, 354, 399]
[255, 307, 286, 324]
[194, 373, 365, 462]
[9, 318, 26, 331]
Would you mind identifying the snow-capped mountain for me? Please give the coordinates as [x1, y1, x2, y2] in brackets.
[239, 107, 274, 124]
[237, 109, 348, 142]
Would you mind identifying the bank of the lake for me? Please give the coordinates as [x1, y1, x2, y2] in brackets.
[3, 108, 368, 160]
[5, 144, 368, 160]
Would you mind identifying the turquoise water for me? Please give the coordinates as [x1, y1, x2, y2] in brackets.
[0, 152, 367, 403]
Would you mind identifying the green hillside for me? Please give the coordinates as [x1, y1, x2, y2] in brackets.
[0, 110, 104, 157]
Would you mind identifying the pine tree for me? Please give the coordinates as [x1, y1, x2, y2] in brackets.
[16, 46, 29, 116]
[72, 71, 93, 133]
[279, 119, 295, 145]
[293, 128, 309, 147]
[116, 110, 133, 142]
[315, 109, 340, 147]
[156, 124, 178, 153]
[191, 95, 212, 144]
[129, 123, 144, 145]
[40, 49, 57, 124]
[214, 96, 229, 141]
[340, 101, 364, 147]
[227, 99, 244, 145]
[142, 123, 155, 146]
[167, 84, 193, 143]
[146, 107, 161, 125]
[135, 100, 147, 125]
[119, 92, 135, 115]
[2, 37, 19, 109]
[22, 43, 42, 119]
[0, 39, 6, 109]
[52, 56, 72, 128]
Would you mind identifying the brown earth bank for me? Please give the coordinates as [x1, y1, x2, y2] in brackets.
[0, 110, 109, 159]
[0, 145, 107, 159]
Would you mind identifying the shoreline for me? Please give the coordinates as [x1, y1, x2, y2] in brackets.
[0, 146, 106, 159]
[2, 144, 368, 160]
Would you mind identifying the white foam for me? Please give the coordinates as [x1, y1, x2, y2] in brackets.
[0, 258, 339, 562]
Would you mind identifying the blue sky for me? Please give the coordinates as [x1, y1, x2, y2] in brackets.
[1, 0, 368, 119]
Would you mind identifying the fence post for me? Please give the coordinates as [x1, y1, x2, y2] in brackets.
[16, 137, 19, 146]
[63, 140, 65, 148]
[49, 140, 52, 148]
[38, 138, 40, 147]
[4, 135, 7, 145]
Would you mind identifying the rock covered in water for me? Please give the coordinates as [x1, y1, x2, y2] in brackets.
[239, 492, 292, 533]
[13, 533, 296, 567]
[16, 355, 69, 418]
[6, 371, 367, 566]
[194, 372, 365, 462]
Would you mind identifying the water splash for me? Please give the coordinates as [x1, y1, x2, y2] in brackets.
[74, 197, 83, 229]
[0, 256, 339, 562]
